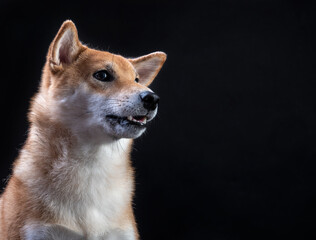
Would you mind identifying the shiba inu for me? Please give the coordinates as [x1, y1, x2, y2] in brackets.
[0, 20, 166, 240]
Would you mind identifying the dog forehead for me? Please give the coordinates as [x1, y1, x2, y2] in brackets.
[80, 49, 136, 74]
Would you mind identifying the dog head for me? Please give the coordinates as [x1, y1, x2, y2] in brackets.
[36, 20, 166, 141]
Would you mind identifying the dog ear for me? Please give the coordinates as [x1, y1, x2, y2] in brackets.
[48, 20, 85, 71]
[129, 52, 167, 86]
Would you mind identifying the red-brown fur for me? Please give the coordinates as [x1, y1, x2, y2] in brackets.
[0, 20, 166, 240]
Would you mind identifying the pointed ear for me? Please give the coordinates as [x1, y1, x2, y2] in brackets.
[129, 52, 167, 86]
[48, 20, 85, 71]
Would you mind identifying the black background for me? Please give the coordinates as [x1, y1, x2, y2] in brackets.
[1, 0, 316, 239]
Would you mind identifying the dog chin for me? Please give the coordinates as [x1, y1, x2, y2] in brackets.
[103, 114, 151, 139]
[100, 117, 145, 139]
[106, 124, 147, 139]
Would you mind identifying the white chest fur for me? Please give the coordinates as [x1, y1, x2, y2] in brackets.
[16, 138, 133, 236]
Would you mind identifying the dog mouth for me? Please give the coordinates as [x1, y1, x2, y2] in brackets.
[106, 115, 148, 126]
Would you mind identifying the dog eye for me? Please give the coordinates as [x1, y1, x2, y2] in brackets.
[135, 77, 139, 83]
[93, 70, 113, 82]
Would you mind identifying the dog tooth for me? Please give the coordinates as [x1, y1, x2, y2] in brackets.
[127, 116, 133, 121]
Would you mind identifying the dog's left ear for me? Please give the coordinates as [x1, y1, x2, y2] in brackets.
[129, 52, 167, 86]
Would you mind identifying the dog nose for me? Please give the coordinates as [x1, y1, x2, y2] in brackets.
[139, 91, 160, 111]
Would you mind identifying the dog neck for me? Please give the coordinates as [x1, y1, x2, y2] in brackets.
[13, 93, 134, 232]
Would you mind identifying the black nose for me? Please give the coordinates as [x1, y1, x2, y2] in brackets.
[139, 91, 160, 111]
